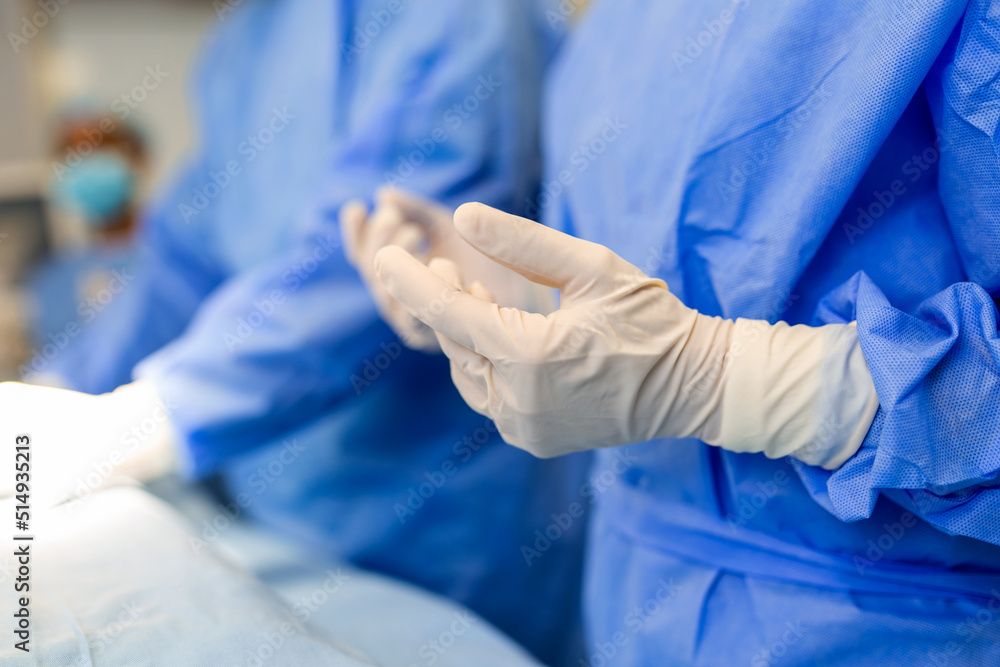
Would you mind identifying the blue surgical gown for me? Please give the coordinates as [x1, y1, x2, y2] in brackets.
[24, 244, 137, 357]
[545, 0, 1000, 664]
[31, 1, 589, 664]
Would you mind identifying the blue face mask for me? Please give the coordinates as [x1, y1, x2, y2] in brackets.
[50, 152, 136, 229]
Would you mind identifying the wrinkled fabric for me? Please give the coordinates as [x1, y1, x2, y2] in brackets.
[151, 480, 545, 667]
[0, 488, 375, 667]
[30, 1, 588, 664]
[546, 0, 1000, 663]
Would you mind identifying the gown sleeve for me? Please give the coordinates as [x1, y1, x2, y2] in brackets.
[132, 0, 556, 477]
[792, 2, 1000, 545]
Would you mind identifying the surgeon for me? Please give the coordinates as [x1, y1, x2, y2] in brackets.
[1, 1, 589, 664]
[368, 0, 1000, 664]
[26, 112, 145, 366]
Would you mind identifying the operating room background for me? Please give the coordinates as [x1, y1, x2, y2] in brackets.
[0, 0, 215, 380]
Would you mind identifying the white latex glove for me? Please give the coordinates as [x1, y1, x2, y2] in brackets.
[374, 203, 880, 467]
[341, 187, 554, 352]
[0, 380, 179, 508]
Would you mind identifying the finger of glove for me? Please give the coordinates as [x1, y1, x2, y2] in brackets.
[429, 261, 493, 410]
[440, 335, 492, 416]
[468, 280, 497, 303]
[369, 225, 428, 318]
[375, 245, 515, 357]
[377, 187, 452, 235]
[365, 204, 407, 259]
[352, 240, 435, 354]
[371, 291, 439, 352]
[454, 202, 643, 300]
[399, 323, 442, 353]
[371, 231, 440, 351]
[387, 222, 426, 257]
[428, 257, 466, 292]
[339, 200, 368, 267]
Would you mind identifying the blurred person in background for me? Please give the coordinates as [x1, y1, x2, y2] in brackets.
[25, 109, 147, 370]
[2, 0, 590, 664]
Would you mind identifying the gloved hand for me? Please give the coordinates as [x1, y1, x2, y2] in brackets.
[0, 380, 179, 507]
[374, 203, 880, 467]
[340, 188, 553, 352]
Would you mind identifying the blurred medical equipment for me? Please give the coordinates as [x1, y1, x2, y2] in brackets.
[375, 203, 879, 465]
[0, 206, 42, 380]
[0, 154, 46, 384]
[0, 200, 47, 381]
[0, 0, 47, 378]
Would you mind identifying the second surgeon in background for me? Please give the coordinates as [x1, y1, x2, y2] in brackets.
[27, 111, 146, 359]
[16, 1, 589, 663]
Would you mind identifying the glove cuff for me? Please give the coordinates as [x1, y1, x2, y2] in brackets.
[706, 319, 879, 470]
